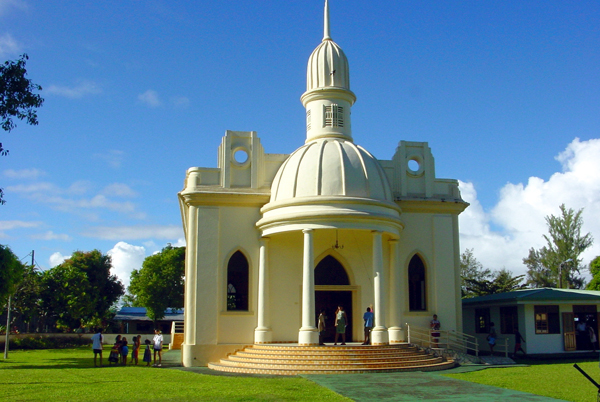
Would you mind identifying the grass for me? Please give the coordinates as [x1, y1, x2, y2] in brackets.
[444, 358, 600, 402]
[0, 347, 351, 402]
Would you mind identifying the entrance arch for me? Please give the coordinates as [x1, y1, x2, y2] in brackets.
[315, 255, 354, 342]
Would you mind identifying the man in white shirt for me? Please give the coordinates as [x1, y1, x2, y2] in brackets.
[91, 328, 103, 367]
[152, 329, 163, 367]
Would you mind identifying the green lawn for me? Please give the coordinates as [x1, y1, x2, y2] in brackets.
[444, 358, 600, 402]
[0, 347, 350, 401]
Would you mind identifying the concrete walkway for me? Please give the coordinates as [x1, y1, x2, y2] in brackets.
[163, 350, 565, 401]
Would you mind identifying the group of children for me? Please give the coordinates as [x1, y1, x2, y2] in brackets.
[108, 334, 153, 366]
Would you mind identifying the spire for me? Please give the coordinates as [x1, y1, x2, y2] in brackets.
[323, 0, 331, 41]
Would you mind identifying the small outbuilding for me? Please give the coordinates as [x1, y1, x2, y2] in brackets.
[462, 288, 600, 355]
[113, 307, 183, 336]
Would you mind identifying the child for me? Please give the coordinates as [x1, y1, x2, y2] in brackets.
[143, 339, 152, 366]
[121, 337, 129, 365]
[131, 335, 140, 365]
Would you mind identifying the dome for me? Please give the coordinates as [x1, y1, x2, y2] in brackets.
[306, 39, 350, 92]
[269, 138, 393, 203]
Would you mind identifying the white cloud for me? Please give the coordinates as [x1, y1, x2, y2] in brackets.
[459, 138, 600, 277]
[82, 225, 183, 241]
[0, 0, 27, 16]
[0, 220, 42, 230]
[49, 251, 69, 268]
[107, 241, 146, 288]
[93, 150, 125, 169]
[31, 231, 71, 241]
[0, 33, 20, 57]
[171, 96, 189, 108]
[3, 168, 46, 180]
[102, 183, 137, 198]
[138, 89, 161, 107]
[46, 80, 102, 99]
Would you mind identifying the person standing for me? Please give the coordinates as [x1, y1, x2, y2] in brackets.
[318, 309, 327, 345]
[513, 327, 526, 357]
[91, 328, 103, 367]
[588, 323, 597, 352]
[488, 322, 497, 355]
[143, 339, 152, 366]
[131, 335, 141, 365]
[121, 337, 129, 365]
[362, 307, 374, 345]
[153, 329, 163, 367]
[334, 306, 347, 346]
[430, 314, 441, 347]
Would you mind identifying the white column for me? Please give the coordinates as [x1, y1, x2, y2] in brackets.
[255, 237, 272, 343]
[388, 239, 403, 343]
[182, 205, 198, 367]
[298, 229, 319, 345]
[371, 230, 389, 345]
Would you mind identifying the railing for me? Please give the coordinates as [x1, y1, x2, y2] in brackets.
[406, 323, 480, 357]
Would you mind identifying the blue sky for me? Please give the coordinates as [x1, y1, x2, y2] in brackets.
[1, 0, 599, 286]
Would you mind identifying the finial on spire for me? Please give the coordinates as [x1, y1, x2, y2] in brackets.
[323, 0, 331, 41]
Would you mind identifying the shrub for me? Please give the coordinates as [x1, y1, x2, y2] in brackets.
[1, 335, 92, 350]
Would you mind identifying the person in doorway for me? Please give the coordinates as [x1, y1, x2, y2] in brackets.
[334, 305, 347, 346]
[588, 323, 597, 352]
[318, 309, 327, 345]
[153, 329, 163, 366]
[487, 322, 497, 355]
[577, 319, 588, 350]
[91, 328, 103, 367]
[362, 307, 374, 345]
[513, 327, 526, 357]
[430, 314, 441, 347]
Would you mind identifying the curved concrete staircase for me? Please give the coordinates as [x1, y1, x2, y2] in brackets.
[208, 343, 455, 375]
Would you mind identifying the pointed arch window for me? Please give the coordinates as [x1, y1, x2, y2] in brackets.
[408, 255, 426, 311]
[227, 251, 249, 311]
[315, 255, 350, 286]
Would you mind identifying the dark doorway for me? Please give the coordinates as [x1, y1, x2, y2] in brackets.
[573, 305, 598, 351]
[315, 291, 353, 343]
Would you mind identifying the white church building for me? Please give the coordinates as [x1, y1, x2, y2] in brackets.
[179, 1, 468, 367]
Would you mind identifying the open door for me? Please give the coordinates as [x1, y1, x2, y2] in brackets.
[562, 312, 576, 351]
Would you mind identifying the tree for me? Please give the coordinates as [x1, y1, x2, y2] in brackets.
[524, 204, 593, 289]
[0, 244, 25, 307]
[40, 250, 124, 330]
[460, 248, 491, 298]
[465, 269, 527, 297]
[127, 244, 185, 326]
[1, 54, 44, 204]
[10, 264, 43, 332]
[586, 256, 600, 291]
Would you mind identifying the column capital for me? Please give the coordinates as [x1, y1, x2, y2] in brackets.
[303, 228, 314, 234]
[371, 230, 383, 235]
[388, 238, 399, 244]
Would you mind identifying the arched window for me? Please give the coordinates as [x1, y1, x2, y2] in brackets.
[227, 251, 248, 311]
[408, 255, 426, 311]
[315, 255, 350, 286]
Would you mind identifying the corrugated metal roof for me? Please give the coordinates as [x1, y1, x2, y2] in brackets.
[114, 307, 184, 321]
[462, 288, 600, 306]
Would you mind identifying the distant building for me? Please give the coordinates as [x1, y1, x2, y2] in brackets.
[462, 288, 600, 355]
[114, 307, 183, 335]
[179, 1, 468, 366]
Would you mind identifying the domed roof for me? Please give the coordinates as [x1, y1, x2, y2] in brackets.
[269, 138, 393, 203]
[306, 39, 350, 92]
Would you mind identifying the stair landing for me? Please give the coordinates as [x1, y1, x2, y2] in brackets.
[208, 343, 456, 375]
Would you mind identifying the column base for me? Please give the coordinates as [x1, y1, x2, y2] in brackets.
[371, 327, 389, 345]
[388, 326, 404, 343]
[254, 327, 272, 344]
[298, 328, 319, 346]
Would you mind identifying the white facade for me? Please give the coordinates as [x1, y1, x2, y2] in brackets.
[179, 1, 468, 367]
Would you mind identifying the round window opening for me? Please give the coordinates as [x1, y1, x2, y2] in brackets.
[234, 149, 249, 165]
[408, 159, 420, 173]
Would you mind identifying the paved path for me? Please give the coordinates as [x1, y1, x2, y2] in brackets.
[164, 350, 565, 401]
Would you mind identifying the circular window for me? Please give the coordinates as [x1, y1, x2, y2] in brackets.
[232, 148, 249, 166]
[407, 155, 424, 177]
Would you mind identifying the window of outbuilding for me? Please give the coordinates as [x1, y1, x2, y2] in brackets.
[500, 306, 518, 334]
[408, 255, 426, 311]
[227, 251, 249, 311]
[475, 308, 490, 334]
[535, 305, 560, 334]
